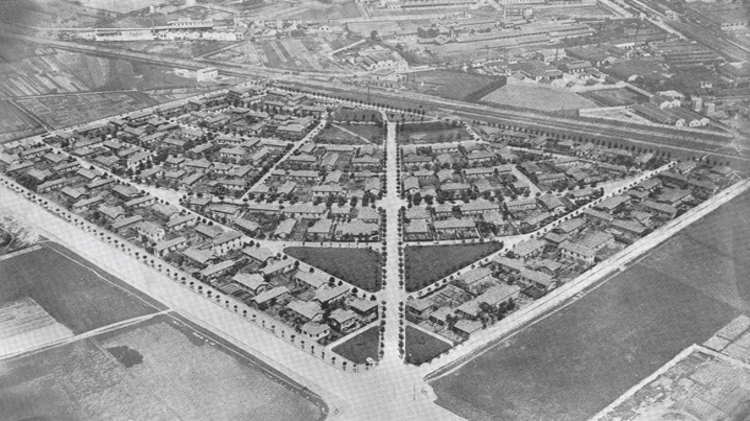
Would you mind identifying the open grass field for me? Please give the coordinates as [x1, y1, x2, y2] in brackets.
[637, 188, 750, 312]
[405, 242, 502, 292]
[315, 124, 371, 145]
[332, 325, 380, 364]
[316, 123, 384, 145]
[16, 92, 157, 129]
[408, 70, 506, 102]
[340, 123, 385, 144]
[285, 247, 383, 292]
[430, 189, 750, 421]
[0, 243, 164, 334]
[398, 121, 469, 144]
[579, 88, 649, 107]
[405, 325, 453, 366]
[481, 83, 598, 112]
[0, 314, 327, 421]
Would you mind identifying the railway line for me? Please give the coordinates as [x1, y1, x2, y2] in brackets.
[3, 26, 747, 165]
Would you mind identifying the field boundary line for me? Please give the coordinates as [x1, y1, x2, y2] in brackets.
[590, 344, 699, 421]
[0, 309, 170, 363]
[45, 244, 167, 313]
[592, 343, 750, 421]
[0, 243, 40, 262]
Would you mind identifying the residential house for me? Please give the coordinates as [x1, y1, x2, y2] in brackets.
[329, 309, 357, 332]
[232, 273, 268, 295]
[286, 300, 324, 323]
[154, 236, 188, 257]
[211, 231, 243, 255]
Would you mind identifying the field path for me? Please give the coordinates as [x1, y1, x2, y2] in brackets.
[0, 309, 170, 362]
[332, 123, 375, 144]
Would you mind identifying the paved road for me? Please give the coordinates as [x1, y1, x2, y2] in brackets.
[1, 137, 744, 421]
[241, 120, 327, 201]
[381, 121, 407, 363]
[0, 159, 459, 421]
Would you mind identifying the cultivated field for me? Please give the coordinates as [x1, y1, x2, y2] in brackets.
[285, 247, 383, 292]
[430, 190, 750, 421]
[0, 297, 72, 357]
[332, 325, 380, 364]
[0, 243, 164, 334]
[0, 0, 102, 29]
[0, 100, 42, 143]
[16, 92, 158, 129]
[0, 51, 90, 97]
[405, 325, 453, 366]
[404, 242, 502, 292]
[0, 314, 326, 421]
[53, 50, 200, 91]
[77, 0, 160, 13]
[481, 83, 598, 112]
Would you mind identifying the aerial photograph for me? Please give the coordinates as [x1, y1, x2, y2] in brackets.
[0, 0, 747, 419]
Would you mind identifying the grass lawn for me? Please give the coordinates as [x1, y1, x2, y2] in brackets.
[430, 189, 750, 421]
[0, 243, 164, 334]
[284, 247, 383, 292]
[332, 326, 380, 364]
[405, 325, 453, 365]
[404, 242, 502, 292]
